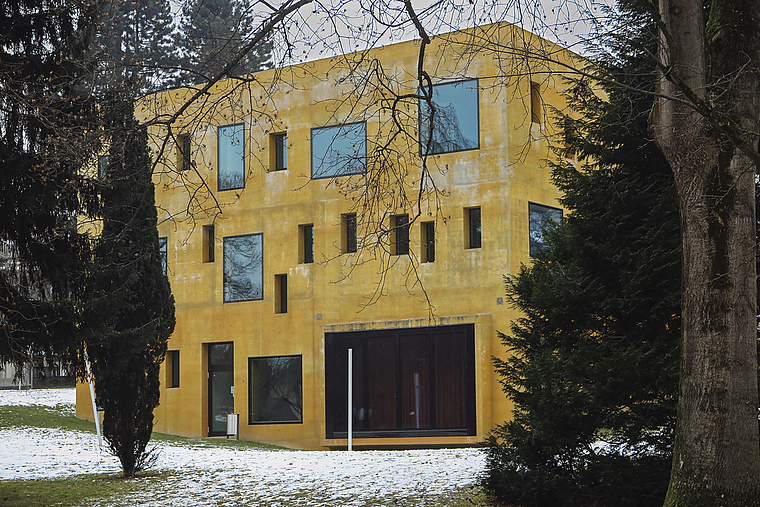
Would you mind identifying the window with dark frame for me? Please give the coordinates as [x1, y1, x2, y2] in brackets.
[325, 324, 476, 438]
[300, 224, 314, 264]
[203, 225, 215, 263]
[218, 124, 245, 191]
[223, 233, 263, 302]
[422, 222, 435, 263]
[249, 355, 303, 424]
[393, 214, 410, 255]
[168, 350, 180, 388]
[98, 155, 109, 180]
[419, 79, 479, 156]
[343, 213, 357, 253]
[466, 207, 481, 249]
[158, 237, 168, 275]
[529, 202, 562, 256]
[273, 133, 287, 170]
[275, 274, 287, 314]
[530, 82, 542, 124]
[311, 122, 366, 179]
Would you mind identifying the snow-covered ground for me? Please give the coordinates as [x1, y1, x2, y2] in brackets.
[0, 388, 486, 506]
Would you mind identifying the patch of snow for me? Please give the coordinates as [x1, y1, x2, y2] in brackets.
[0, 387, 486, 506]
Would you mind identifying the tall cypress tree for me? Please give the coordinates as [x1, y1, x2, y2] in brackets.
[84, 97, 175, 478]
[173, 0, 273, 86]
[483, 5, 681, 506]
[0, 0, 100, 371]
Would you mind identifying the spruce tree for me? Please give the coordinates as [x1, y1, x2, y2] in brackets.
[0, 0, 100, 371]
[84, 97, 175, 478]
[173, 0, 273, 85]
[483, 6, 681, 506]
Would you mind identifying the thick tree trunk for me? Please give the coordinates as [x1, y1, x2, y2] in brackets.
[654, 0, 760, 505]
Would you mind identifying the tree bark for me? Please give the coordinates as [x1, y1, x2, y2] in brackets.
[654, 0, 760, 505]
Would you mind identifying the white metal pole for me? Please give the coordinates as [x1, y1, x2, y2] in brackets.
[348, 348, 353, 451]
[84, 350, 102, 448]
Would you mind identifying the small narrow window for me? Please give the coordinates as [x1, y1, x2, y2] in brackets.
[392, 214, 410, 256]
[422, 222, 435, 263]
[203, 225, 215, 263]
[465, 207, 481, 249]
[178, 134, 192, 171]
[275, 274, 288, 314]
[343, 214, 357, 253]
[272, 133, 287, 171]
[159, 236, 168, 274]
[168, 350, 180, 388]
[98, 155, 109, 180]
[530, 82, 542, 124]
[299, 224, 314, 264]
[564, 117, 576, 157]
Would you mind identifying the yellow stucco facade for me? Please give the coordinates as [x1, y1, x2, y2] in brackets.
[77, 22, 577, 450]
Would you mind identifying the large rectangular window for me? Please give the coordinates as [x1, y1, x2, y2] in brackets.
[218, 124, 245, 191]
[311, 122, 366, 179]
[419, 79, 479, 156]
[529, 202, 562, 256]
[223, 233, 263, 302]
[249, 355, 303, 424]
[325, 324, 476, 438]
[392, 214, 410, 256]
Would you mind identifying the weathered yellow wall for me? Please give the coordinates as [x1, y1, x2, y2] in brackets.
[77, 22, 577, 450]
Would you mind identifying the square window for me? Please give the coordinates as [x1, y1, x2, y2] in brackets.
[167, 350, 180, 388]
[299, 224, 314, 264]
[419, 79, 479, 156]
[422, 222, 435, 263]
[158, 236, 168, 275]
[203, 225, 215, 263]
[530, 82, 542, 124]
[392, 214, 410, 256]
[249, 355, 303, 424]
[529, 202, 562, 256]
[275, 274, 287, 314]
[223, 233, 263, 302]
[465, 207, 481, 249]
[342, 214, 357, 254]
[218, 124, 245, 191]
[178, 134, 192, 171]
[311, 122, 366, 179]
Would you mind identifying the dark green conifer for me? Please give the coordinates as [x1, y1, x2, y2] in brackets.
[84, 97, 175, 478]
[483, 6, 681, 506]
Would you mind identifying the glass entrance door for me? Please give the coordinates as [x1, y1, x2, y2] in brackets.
[208, 342, 234, 436]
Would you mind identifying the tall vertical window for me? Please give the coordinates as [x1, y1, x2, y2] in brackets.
[325, 324, 476, 438]
[98, 155, 109, 180]
[272, 133, 287, 171]
[223, 233, 263, 302]
[158, 237, 168, 275]
[311, 122, 366, 179]
[419, 79, 479, 156]
[167, 350, 180, 388]
[208, 342, 234, 436]
[343, 214, 357, 253]
[218, 124, 245, 191]
[529, 202, 562, 256]
[422, 222, 435, 263]
[203, 225, 215, 263]
[530, 82, 542, 124]
[392, 214, 410, 255]
[299, 224, 314, 264]
[178, 134, 192, 171]
[249, 355, 303, 424]
[274, 274, 288, 314]
[465, 207, 481, 249]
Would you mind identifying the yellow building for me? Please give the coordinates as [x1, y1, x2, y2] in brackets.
[77, 22, 576, 450]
